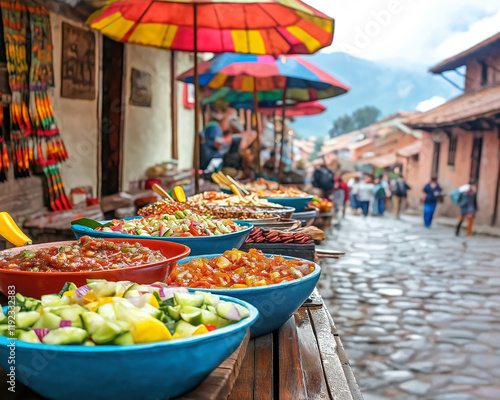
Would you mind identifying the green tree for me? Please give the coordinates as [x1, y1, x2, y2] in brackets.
[328, 106, 381, 138]
[352, 106, 381, 130]
[328, 115, 355, 138]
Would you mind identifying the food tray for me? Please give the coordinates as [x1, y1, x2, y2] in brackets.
[240, 243, 315, 262]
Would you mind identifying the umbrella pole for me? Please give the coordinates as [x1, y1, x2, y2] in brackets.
[253, 79, 262, 178]
[193, 4, 201, 193]
[278, 87, 287, 182]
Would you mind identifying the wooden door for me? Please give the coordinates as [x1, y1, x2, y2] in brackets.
[101, 37, 124, 196]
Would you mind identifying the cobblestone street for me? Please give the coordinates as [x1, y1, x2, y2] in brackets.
[317, 215, 500, 400]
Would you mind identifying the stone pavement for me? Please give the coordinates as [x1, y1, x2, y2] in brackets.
[317, 215, 500, 400]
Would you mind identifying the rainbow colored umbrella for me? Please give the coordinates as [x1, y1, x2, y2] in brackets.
[178, 53, 349, 101]
[178, 53, 348, 174]
[260, 100, 326, 117]
[86, 0, 335, 192]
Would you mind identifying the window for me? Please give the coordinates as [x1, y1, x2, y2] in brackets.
[448, 135, 458, 167]
[431, 142, 441, 178]
[470, 137, 483, 183]
[480, 61, 488, 86]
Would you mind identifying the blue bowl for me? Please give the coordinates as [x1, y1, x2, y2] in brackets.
[0, 297, 258, 400]
[177, 255, 321, 337]
[260, 196, 313, 212]
[71, 219, 253, 256]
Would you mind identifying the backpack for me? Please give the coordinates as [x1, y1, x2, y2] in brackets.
[313, 168, 334, 191]
[450, 189, 461, 205]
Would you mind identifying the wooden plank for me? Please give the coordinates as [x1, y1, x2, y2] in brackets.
[179, 332, 250, 400]
[278, 317, 308, 400]
[302, 288, 323, 308]
[334, 336, 363, 400]
[294, 308, 330, 400]
[0, 332, 250, 400]
[253, 334, 273, 400]
[308, 307, 354, 400]
[228, 339, 255, 400]
[170, 51, 179, 160]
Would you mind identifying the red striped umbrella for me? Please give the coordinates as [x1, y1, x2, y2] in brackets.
[260, 101, 326, 117]
[87, 0, 335, 191]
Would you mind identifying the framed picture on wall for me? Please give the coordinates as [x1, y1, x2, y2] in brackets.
[129, 68, 152, 107]
[61, 22, 96, 100]
[183, 83, 194, 109]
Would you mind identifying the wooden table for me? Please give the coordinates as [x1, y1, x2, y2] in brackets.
[228, 289, 361, 400]
[0, 291, 360, 400]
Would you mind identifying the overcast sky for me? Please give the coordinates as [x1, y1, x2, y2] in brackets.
[304, 0, 500, 67]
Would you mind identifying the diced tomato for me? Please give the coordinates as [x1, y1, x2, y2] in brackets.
[205, 324, 216, 331]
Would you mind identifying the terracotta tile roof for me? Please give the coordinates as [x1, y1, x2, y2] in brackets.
[406, 84, 500, 130]
[396, 141, 421, 158]
[357, 153, 398, 168]
[430, 31, 500, 73]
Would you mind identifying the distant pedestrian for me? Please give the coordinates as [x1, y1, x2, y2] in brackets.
[312, 164, 334, 199]
[357, 175, 374, 217]
[456, 183, 478, 236]
[348, 176, 361, 212]
[372, 176, 388, 216]
[332, 177, 350, 219]
[390, 174, 411, 218]
[422, 177, 442, 227]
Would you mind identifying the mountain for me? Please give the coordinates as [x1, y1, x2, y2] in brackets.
[290, 52, 461, 138]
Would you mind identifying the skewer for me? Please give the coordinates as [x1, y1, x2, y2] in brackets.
[226, 174, 250, 195]
[152, 183, 175, 202]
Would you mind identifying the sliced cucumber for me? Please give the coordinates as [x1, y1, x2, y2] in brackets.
[200, 310, 218, 326]
[174, 320, 199, 336]
[33, 313, 62, 330]
[180, 306, 202, 325]
[114, 331, 134, 345]
[92, 321, 123, 344]
[198, 292, 220, 308]
[15, 311, 40, 329]
[80, 312, 106, 335]
[167, 305, 181, 320]
[59, 306, 86, 323]
[141, 304, 161, 319]
[18, 330, 41, 344]
[58, 282, 77, 296]
[83, 340, 96, 347]
[41, 295, 63, 307]
[42, 327, 88, 345]
[88, 281, 117, 298]
[174, 292, 204, 308]
[97, 303, 117, 320]
[215, 316, 231, 329]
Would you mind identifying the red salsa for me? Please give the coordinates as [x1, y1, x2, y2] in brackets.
[0, 236, 167, 272]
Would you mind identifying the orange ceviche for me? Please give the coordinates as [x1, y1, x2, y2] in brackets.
[165, 249, 315, 288]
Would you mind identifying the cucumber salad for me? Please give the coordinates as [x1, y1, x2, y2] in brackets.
[1, 280, 250, 345]
[95, 211, 244, 237]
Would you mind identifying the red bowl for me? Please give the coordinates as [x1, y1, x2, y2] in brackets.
[0, 238, 191, 298]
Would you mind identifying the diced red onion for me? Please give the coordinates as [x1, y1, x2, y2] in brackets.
[150, 284, 163, 288]
[75, 285, 90, 298]
[60, 320, 72, 328]
[224, 304, 241, 321]
[33, 328, 50, 341]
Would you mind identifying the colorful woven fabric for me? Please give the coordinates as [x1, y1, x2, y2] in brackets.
[86, 0, 334, 55]
[180, 53, 349, 102]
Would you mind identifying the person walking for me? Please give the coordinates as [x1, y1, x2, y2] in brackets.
[347, 176, 361, 212]
[390, 174, 411, 218]
[312, 164, 334, 199]
[456, 183, 478, 236]
[357, 175, 374, 217]
[332, 177, 350, 220]
[372, 177, 387, 216]
[422, 177, 442, 228]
